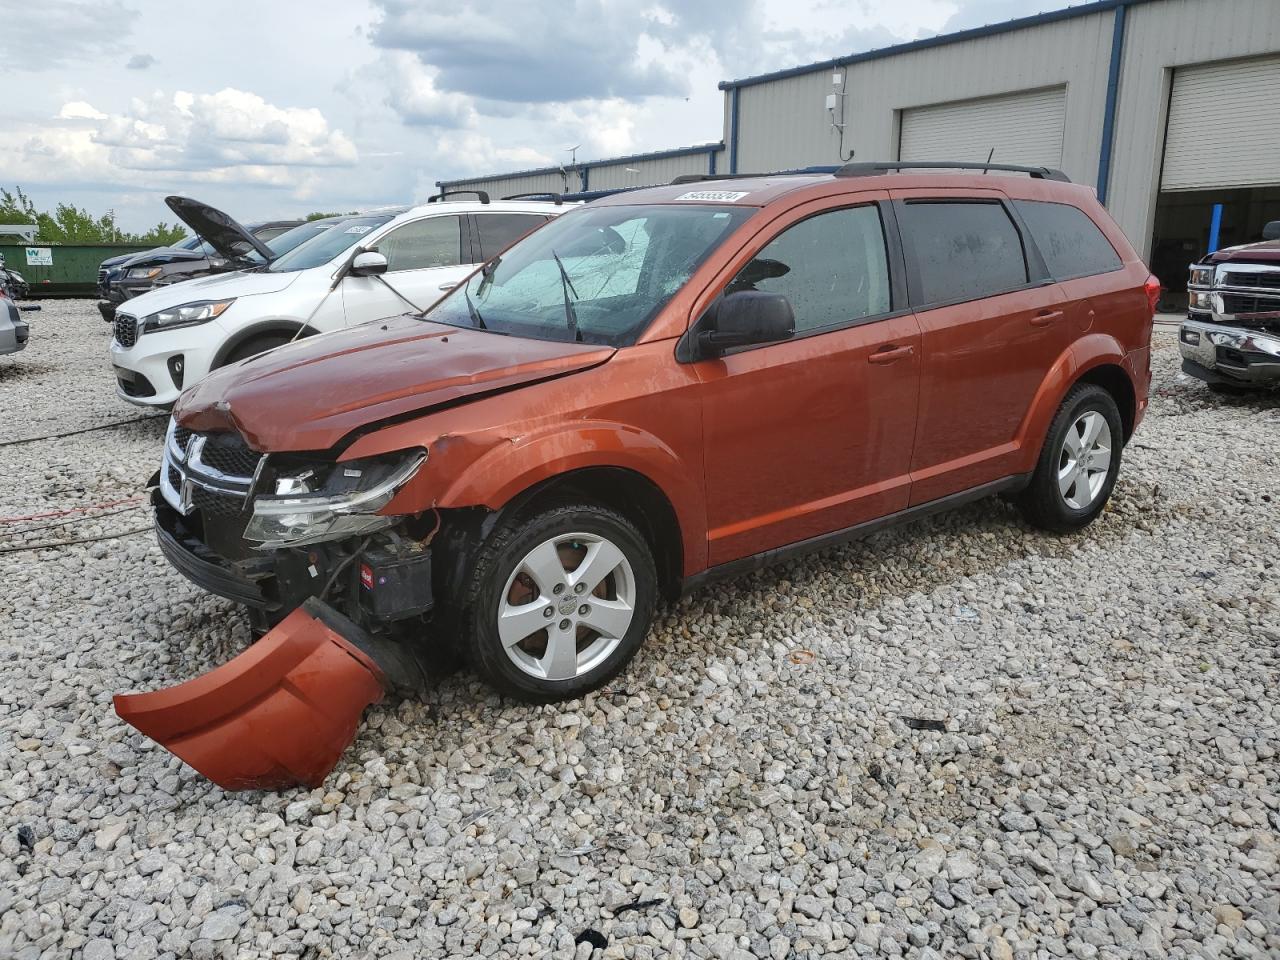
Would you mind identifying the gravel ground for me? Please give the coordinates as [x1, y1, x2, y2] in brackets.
[1, 301, 1277, 960]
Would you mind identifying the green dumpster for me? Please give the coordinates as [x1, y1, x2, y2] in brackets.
[0, 243, 155, 297]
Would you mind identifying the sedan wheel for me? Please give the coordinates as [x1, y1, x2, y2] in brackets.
[498, 532, 637, 682]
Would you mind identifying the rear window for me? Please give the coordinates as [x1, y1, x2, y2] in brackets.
[1016, 200, 1123, 280]
[899, 201, 1028, 306]
[475, 213, 549, 260]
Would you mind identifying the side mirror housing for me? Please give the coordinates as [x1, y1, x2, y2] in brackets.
[1262, 221, 1280, 241]
[349, 250, 389, 277]
[694, 291, 795, 359]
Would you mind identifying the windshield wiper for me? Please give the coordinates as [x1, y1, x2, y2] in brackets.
[551, 250, 581, 341]
[462, 279, 487, 330]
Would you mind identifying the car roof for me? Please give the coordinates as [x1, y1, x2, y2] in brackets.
[589, 170, 1093, 209]
[398, 199, 576, 218]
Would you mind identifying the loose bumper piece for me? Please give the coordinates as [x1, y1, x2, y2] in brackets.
[113, 599, 387, 791]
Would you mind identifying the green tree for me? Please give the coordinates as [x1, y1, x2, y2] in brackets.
[306, 210, 359, 221]
[0, 186, 187, 245]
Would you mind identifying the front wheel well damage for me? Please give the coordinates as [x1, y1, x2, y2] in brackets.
[434, 468, 684, 603]
[1074, 364, 1135, 441]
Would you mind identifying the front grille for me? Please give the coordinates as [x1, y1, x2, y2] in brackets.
[1222, 271, 1280, 291]
[198, 434, 262, 478]
[114, 314, 138, 348]
[97, 269, 107, 286]
[172, 425, 192, 453]
[191, 486, 246, 518]
[1220, 293, 1280, 315]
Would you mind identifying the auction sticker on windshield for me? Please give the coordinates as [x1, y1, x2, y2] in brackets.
[344, 225, 373, 234]
[674, 191, 749, 202]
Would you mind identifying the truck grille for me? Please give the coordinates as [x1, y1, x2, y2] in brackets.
[97, 269, 107, 286]
[1222, 271, 1280, 291]
[1220, 293, 1280, 316]
[198, 433, 263, 478]
[114, 314, 138, 348]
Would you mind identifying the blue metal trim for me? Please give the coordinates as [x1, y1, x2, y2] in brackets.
[729, 87, 741, 174]
[1095, 2, 1128, 204]
[718, 0, 1149, 91]
[437, 142, 723, 188]
[581, 166, 590, 191]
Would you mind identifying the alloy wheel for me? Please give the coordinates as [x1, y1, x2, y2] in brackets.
[1057, 410, 1113, 510]
[497, 532, 636, 681]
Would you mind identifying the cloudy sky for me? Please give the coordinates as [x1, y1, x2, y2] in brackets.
[2, 0, 1067, 231]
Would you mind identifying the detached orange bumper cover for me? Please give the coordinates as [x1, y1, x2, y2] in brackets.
[113, 602, 386, 791]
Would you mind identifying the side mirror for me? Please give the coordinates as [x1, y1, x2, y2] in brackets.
[697, 291, 794, 358]
[1262, 221, 1280, 241]
[349, 250, 388, 277]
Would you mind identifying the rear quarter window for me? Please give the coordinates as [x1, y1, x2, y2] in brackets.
[475, 213, 550, 260]
[1015, 200, 1123, 281]
[898, 201, 1028, 306]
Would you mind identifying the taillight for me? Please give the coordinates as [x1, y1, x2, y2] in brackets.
[1144, 274, 1161, 318]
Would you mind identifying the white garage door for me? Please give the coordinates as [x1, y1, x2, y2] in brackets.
[1162, 55, 1280, 191]
[899, 87, 1066, 169]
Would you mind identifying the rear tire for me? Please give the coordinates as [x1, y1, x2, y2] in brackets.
[221, 332, 294, 366]
[455, 503, 656, 703]
[1017, 383, 1123, 533]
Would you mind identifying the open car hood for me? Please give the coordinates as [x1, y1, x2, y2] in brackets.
[174, 314, 616, 452]
[165, 196, 274, 263]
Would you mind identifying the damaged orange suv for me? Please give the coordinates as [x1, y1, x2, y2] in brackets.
[154, 162, 1157, 704]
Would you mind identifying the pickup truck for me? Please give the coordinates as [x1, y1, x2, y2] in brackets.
[1181, 221, 1280, 391]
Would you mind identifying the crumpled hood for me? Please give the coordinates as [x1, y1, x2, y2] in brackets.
[174, 314, 616, 452]
[119, 269, 298, 319]
[1206, 240, 1280, 264]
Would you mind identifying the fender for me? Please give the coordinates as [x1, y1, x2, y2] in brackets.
[383, 421, 707, 574]
[211, 318, 313, 369]
[1013, 332, 1132, 468]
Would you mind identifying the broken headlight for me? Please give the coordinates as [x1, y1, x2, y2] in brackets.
[243, 449, 426, 549]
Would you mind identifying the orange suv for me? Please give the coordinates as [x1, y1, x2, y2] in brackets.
[156, 161, 1158, 703]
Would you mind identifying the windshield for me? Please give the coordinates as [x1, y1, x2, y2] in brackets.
[175, 236, 202, 251]
[267, 215, 394, 273]
[424, 204, 752, 345]
[239, 220, 341, 265]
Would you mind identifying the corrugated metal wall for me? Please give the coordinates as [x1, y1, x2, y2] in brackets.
[734, 10, 1113, 180]
[899, 86, 1067, 167]
[445, 171, 572, 200]
[441, 146, 725, 199]
[1109, 0, 1280, 256]
[586, 150, 719, 190]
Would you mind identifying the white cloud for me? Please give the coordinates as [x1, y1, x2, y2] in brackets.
[380, 52, 476, 129]
[0, 0, 134, 70]
[1, 88, 357, 199]
[58, 101, 108, 121]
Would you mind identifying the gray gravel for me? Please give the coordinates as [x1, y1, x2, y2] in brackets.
[2, 300, 1278, 960]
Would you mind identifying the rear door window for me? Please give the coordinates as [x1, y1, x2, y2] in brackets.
[728, 205, 891, 334]
[898, 201, 1028, 306]
[1015, 200, 1123, 280]
[474, 213, 550, 260]
[378, 216, 463, 272]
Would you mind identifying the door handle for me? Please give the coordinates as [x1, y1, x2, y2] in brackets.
[1031, 310, 1065, 327]
[868, 344, 914, 365]
[438, 282, 458, 291]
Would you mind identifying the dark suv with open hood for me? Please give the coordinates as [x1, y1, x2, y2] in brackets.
[96, 197, 304, 321]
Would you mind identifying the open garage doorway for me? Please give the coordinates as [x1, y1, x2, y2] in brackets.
[1150, 187, 1280, 312]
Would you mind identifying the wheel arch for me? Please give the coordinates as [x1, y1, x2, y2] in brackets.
[1074, 363, 1136, 441]
[211, 319, 311, 369]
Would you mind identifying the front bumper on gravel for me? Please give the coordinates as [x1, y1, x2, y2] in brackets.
[1178, 317, 1280, 385]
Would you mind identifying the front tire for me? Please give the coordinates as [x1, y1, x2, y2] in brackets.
[1017, 383, 1123, 533]
[457, 503, 657, 703]
[221, 332, 294, 366]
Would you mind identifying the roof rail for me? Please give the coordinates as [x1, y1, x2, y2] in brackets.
[835, 161, 1071, 182]
[501, 192, 564, 205]
[671, 166, 841, 186]
[427, 189, 490, 204]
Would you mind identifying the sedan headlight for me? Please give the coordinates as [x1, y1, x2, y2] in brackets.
[1188, 264, 1215, 288]
[126, 266, 163, 280]
[243, 449, 427, 549]
[141, 298, 235, 333]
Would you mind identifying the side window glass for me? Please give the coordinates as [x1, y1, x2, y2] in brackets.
[377, 216, 462, 272]
[1015, 200, 1123, 280]
[475, 214, 549, 260]
[898, 201, 1028, 305]
[727, 205, 891, 334]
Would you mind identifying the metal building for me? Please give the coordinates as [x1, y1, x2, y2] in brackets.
[439, 0, 1280, 293]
